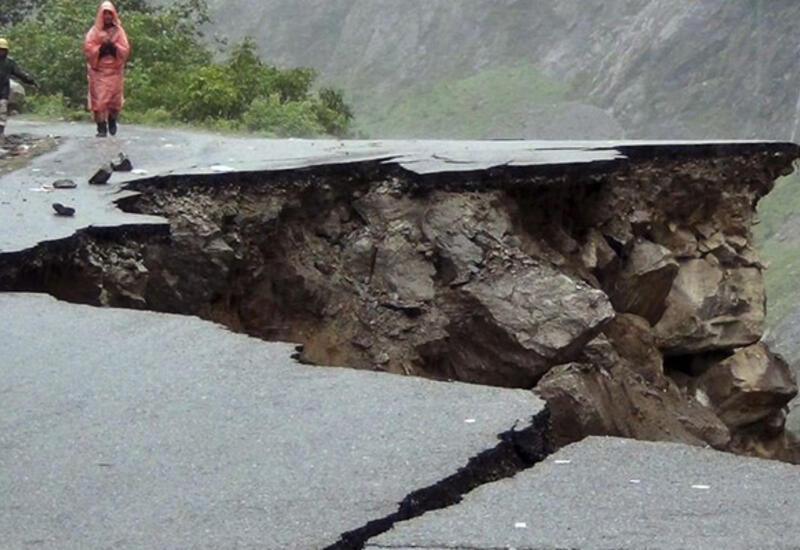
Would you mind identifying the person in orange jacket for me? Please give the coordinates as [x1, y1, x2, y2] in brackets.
[83, 1, 130, 137]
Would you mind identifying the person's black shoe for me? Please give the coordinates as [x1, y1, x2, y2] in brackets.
[108, 118, 118, 136]
[52, 203, 76, 217]
[96, 121, 108, 138]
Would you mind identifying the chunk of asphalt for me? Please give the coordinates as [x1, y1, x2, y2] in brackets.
[365, 437, 800, 550]
[112, 153, 133, 172]
[0, 294, 547, 550]
[52, 203, 75, 217]
[52, 179, 77, 189]
[88, 164, 113, 185]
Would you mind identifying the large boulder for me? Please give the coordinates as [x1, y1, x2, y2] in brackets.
[464, 268, 614, 361]
[418, 265, 615, 388]
[9, 79, 26, 112]
[602, 314, 663, 383]
[420, 193, 509, 287]
[608, 239, 678, 325]
[650, 223, 699, 259]
[694, 343, 798, 429]
[535, 362, 730, 450]
[580, 228, 618, 272]
[372, 233, 436, 308]
[653, 259, 765, 354]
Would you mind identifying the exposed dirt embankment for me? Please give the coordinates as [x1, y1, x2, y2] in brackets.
[2, 145, 799, 463]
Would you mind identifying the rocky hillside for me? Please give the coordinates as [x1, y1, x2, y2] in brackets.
[205, 0, 800, 140]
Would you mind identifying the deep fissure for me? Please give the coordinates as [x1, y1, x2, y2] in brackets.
[324, 410, 551, 550]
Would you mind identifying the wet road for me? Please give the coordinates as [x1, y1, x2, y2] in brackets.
[0, 293, 542, 550]
[368, 437, 800, 550]
[0, 119, 620, 254]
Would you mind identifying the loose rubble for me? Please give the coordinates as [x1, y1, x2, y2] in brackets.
[112, 153, 133, 172]
[52, 203, 75, 217]
[52, 179, 77, 189]
[89, 164, 113, 185]
[0, 134, 59, 175]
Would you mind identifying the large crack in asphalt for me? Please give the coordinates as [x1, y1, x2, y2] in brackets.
[325, 409, 551, 550]
[0, 162, 561, 549]
[0, 217, 555, 550]
[2, 143, 799, 548]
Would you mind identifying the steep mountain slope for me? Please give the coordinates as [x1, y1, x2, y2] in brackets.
[206, 0, 800, 140]
[756, 173, 800, 431]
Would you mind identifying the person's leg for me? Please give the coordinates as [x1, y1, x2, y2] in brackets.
[0, 99, 8, 140]
[108, 109, 119, 136]
[94, 110, 108, 137]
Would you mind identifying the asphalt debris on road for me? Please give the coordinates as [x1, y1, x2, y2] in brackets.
[0, 133, 60, 176]
[52, 203, 75, 217]
[52, 179, 77, 189]
[112, 153, 133, 172]
[89, 164, 113, 185]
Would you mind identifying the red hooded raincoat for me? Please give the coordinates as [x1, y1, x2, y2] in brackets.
[83, 1, 130, 114]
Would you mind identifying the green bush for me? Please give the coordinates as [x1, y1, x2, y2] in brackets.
[0, 0, 354, 137]
[316, 88, 354, 136]
[178, 65, 240, 121]
[243, 95, 324, 137]
[0, 0, 39, 25]
[124, 107, 173, 126]
[27, 93, 70, 118]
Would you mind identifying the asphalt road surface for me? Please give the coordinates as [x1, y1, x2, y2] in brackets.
[0, 119, 620, 254]
[2, 119, 787, 255]
[0, 293, 542, 550]
[367, 437, 800, 550]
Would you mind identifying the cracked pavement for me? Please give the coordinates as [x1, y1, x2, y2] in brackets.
[0, 119, 620, 255]
[2, 119, 781, 256]
[366, 437, 800, 550]
[0, 293, 542, 550]
[3, 122, 800, 549]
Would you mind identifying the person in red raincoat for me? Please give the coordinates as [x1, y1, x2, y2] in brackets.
[83, 1, 130, 137]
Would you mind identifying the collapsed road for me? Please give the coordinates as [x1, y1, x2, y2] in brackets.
[1, 121, 800, 549]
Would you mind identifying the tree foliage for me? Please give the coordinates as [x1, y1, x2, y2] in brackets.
[0, 0, 353, 137]
[0, 0, 39, 25]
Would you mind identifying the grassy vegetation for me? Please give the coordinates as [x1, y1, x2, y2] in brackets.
[754, 172, 800, 326]
[355, 63, 571, 138]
